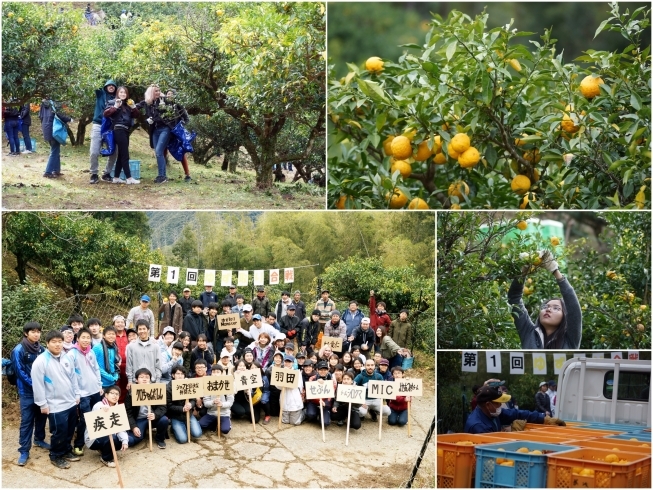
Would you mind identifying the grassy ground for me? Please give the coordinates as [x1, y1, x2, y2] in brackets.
[2, 128, 326, 210]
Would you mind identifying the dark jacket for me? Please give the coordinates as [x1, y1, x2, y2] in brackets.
[251, 296, 271, 317]
[182, 311, 209, 342]
[199, 291, 218, 309]
[179, 296, 195, 318]
[124, 387, 167, 429]
[158, 301, 184, 336]
[291, 300, 306, 322]
[103, 99, 139, 129]
[12, 341, 45, 398]
[535, 390, 551, 414]
[2, 105, 20, 121]
[165, 382, 196, 422]
[39, 100, 71, 143]
[18, 104, 32, 125]
[93, 80, 117, 124]
[190, 346, 214, 375]
[350, 326, 375, 351]
[299, 317, 320, 349]
[223, 293, 237, 307]
[279, 314, 301, 339]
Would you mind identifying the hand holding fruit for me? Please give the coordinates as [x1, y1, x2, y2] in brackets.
[540, 250, 559, 273]
[127, 98, 135, 108]
[544, 415, 566, 426]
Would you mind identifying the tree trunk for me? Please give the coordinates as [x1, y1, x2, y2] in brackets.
[74, 114, 92, 147]
[15, 254, 27, 284]
[227, 151, 238, 173]
[221, 151, 229, 171]
[65, 125, 77, 146]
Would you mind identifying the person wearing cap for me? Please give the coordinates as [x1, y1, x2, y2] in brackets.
[348, 317, 375, 360]
[341, 301, 364, 348]
[252, 287, 271, 318]
[158, 291, 184, 337]
[354, 359, 391, 422]
[182, 300, 209, 346]
[158, 326, 179, 382]
[535, 381, 552, 416]
[279, 342, 297, 369]
[295, 350, 307, 368]
[248, 313, 278, 344]
[199, 285, 218, 309]
[279, 304, 301, 341]
[375, 358, 394, 381]
[274, 291, 293, 320]
[126, 295, 155, 337]
[281, 355, 305, 425]
[547, 380, 557, 417]
[324, 310, 347, 343]
[125, 320, 162, 387]
[291, 291, 306, 322]
[306, 361, 336, 427]
[389, 309, 412, 350]
[301, 359, 315, 386]
[179, 288, 195, 319]
[315, 289, 335, 327]
[234, 305, 255, 351]
[224, 285, 238, 307]
[60, 325, 76, 355]
[464, 385, 565, 434]
[369, 290, 392, 330]
[217, 345, 235, 375]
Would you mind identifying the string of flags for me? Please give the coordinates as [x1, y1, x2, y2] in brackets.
[460, 351, 641, 375]
[145, 263, 318, 287]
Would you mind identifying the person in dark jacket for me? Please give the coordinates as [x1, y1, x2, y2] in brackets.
[535, 381, 552, 415]
[18, 103, 34, 153]
[164, 89, 192, 181]
[190, 335, 214, 375]
[39, 99, 71, 178]
[179, 288, 195, 318]
[13, 322, 48, 466]
[166, 365, 202, 444]
[125, 368, 169, 449]
[223, 285, 238, 307]
[291, 291, 307, 322]
[279, 304, 301, 340]
[182, 300, 209, 346]
[299, 310, 321, 354]
[199, 285, 218, 309]
[252, 287, 271, 317]
[3, 103, 21, 156]
[157, 291, 184, 337]
[89, 79, 118, 184]
[103, 86, 141, 184]
[348, 317, 375, 359]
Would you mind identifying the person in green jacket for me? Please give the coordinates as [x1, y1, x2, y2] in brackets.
[389, 309, 412, 350]
[374, 326, 410, 368]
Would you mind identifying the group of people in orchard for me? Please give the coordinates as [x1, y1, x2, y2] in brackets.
[11, 287, 415, 469]
[36, 80, 191, 183]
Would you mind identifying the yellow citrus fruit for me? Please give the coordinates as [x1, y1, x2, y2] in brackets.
[7, 12, 14, 17]
[508, 59, 522, 72]
[561, 113, 580, 134]
[515, 133, 528, 146]
[390, 160, 412, 179]
[579, 468, 595, 476]
[458, 147, 480, 168]
[550, 236, 560, 246]
[450, 133, 471, 153]
[496, 458, 506, 464]
[448, 181, 469, 200]
[437, 449, 444, 457]
[523, 286, 533, 296]
[447, 146, 460, 159]
[17, 17, 24, 23]
[606, 270, 617, 280]
[450, 203, 461, 210]
[511, 175, 531, 195]
[516, 448, 530, 453]
[640, 305, 647, 310]
[530, 168, 541, 183]
[572, 467, 583, 475]
[500, 461, 515, 467]
[383, 135, 395, 156]
[365, 56, 384, 73]
[386, 189, 408, 209]
[455, 441, 475, 446]
[335, 195, 353, 210]
[408, 198, 430, 210]
[580, 75, 605, 99]
[433, 152, 447, 165]
[530, 450, 543, 455]
[414, 140, 433, 161]
[523, 149, 541, 163]
[640, 443, 649, 447]
[519, 195, 530, 209]
[605, 454, 619, 463]
[390, 136, 413, 159]
[433, 135, 442, 153]
[516, 221, 528, 231]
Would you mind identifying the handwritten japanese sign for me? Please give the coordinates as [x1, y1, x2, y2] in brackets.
[367, 381, 397, 400]
[84, 404, 129, 439]
[305, 380, 335, 399]
[321, 336, 343, 352]
[396, 379, 422, 397]
[171, 379, 204, 401]
[271, 367, 299, 389]
[202, 375, 235, 395]
[131, 383, 167, 406]
[217, 313, 240, 331]
[335, 385, 366, 403]
[233, 369, 263, 392]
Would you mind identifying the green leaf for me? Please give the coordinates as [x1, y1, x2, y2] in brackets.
[357, 79, 389, 104]
[376, 113, 387, 133]
[594, 18, 612, 39]
[481, 72, 492, 105]
[446, 40, 457, 61]
[630, 92, 642, 111]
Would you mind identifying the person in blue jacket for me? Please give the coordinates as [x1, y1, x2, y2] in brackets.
[89, 79, 118, 184]
[13, 322, 48, 466]
[92, 326, 120, 390]
[464, 385, 566, 434]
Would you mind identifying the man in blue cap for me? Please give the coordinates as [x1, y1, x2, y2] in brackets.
[464, 385, 565, 434]
[126, 295, 155, 337]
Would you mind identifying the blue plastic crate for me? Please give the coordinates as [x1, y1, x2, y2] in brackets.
[607, 432, 651, 442]
[474, 441, 578, 488]
[581, 423, 649, 433]
[19, 138, 37, 152]
[118, 160, 140, 180]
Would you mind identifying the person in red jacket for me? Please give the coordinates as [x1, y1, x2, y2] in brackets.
[387, 366, 410, 426]
[369, 290, 391, 329]
[112, 315, 130, 403]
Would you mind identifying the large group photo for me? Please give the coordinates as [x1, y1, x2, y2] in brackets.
[1, 210, 436, 488]
[2, 2, 326, 210]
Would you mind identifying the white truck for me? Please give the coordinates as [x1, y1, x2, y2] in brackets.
[556, 357, 650, 426]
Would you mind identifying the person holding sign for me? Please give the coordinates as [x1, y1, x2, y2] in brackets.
[263, 351, 284, 424]
[331, 371, 362, 430]
[84, 386, 129, 467]
[281, 355, 305, 426]
[231, 360, 262, 423]
[387, 367, 409, 427]
[305, 361, 336, 427]
[200, 365, 234, 435]
[324, 311, 347, 344]
[354, 359, 390, 422]
[125, 368, 170, 449]
[31, 330, 81, 469]
[464, 385, 566, 434]
[166, 365, 203, 444]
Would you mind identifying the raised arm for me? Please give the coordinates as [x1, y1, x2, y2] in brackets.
[556, 273, 582, 348]
[508, 278, 536, 347]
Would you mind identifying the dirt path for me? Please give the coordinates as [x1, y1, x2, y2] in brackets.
[2, 372, 434, 488]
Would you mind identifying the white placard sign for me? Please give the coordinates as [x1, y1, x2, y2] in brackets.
[220, 270, 232, 287]
[485, 351, 502, 373]
[237, 270, 248, 287]
[305, 380, 335, 399]
[461, 351, 478, 372]
[84, 404, 129, 439]
[186, 268, 198, 285]
[204, 269, 216, 287]
[509, 352, 524, 375]
[166, 266, 180, 284]
[148, 264, 162, 282]
[367, 381, 397, 400]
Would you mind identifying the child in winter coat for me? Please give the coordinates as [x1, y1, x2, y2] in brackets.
[281, 355, 304, 426]
[199, 365, 234, 435]
[331, 370, 362, 429]
[387, 366, 410, 427]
